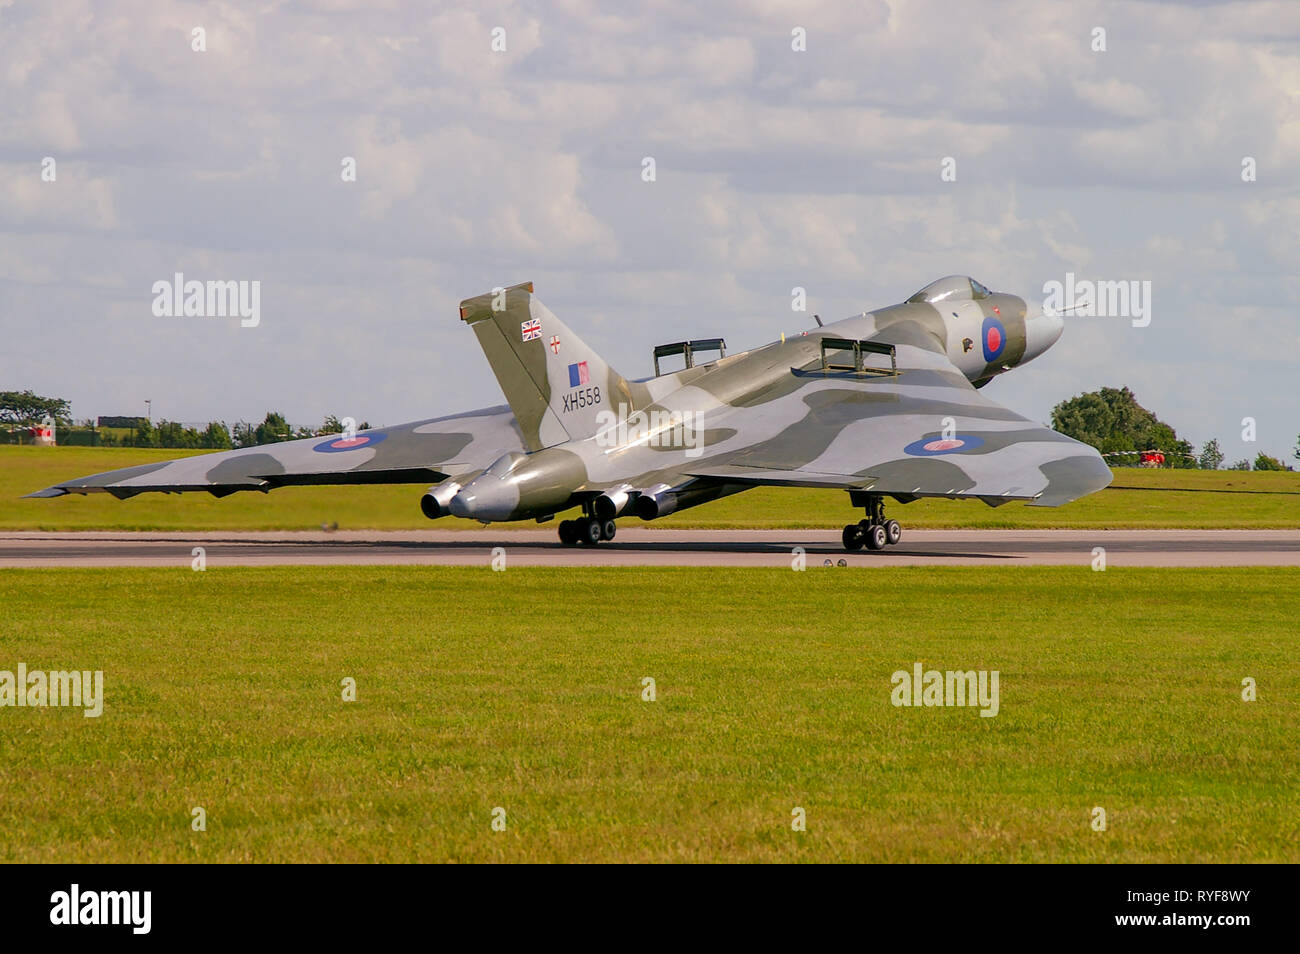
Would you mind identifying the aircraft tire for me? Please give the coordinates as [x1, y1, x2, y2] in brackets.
[558, 520, 578, 545]
[865, 524, 887, 551]
[579, 517, 603, 546]
[600, 519, 617, 541]
[842, 524, 865, 551]
[885, 520, 902, 545]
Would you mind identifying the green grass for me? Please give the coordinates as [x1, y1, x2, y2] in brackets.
[3, 445, 1300, 530]
[0, 566, 1295, 862]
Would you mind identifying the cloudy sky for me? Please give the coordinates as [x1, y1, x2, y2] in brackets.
[2, 0, 1297, 462]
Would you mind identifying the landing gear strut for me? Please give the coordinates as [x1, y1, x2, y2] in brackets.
[558, 502, 617, 546]
[841, 495, 902, 552]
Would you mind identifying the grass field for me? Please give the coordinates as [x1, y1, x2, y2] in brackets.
[0, 565, 1295, 863]
[3, 446, 1300, 530]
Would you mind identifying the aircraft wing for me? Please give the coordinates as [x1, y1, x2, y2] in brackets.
[683, 320, 1112, 507]
[27, 406, 525, 498]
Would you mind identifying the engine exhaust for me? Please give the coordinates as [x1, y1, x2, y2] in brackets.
[420, 479, 462, 519]
[633, 483, 677, 520]
[593, 485, 634, 520]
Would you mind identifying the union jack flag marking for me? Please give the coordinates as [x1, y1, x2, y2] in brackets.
[520, 318, 542, 341]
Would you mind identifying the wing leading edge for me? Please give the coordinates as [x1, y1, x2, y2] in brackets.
[27, 406, 526, 499]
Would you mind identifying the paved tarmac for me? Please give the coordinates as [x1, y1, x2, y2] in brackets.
[1, 529, 1298, 568]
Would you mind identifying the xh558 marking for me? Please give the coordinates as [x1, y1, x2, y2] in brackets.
[31, 276, 1110, 552]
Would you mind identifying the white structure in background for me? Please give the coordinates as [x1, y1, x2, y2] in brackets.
[31, 415, 56, 446]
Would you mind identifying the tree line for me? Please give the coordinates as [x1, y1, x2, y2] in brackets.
[1051, 386, 1293, 471]
[1, 391, 368, 449]
[121, 413, 372, 449]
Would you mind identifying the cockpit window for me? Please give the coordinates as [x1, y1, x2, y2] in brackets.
[906, 275, 975, 304]
[906, 275, 993, 304]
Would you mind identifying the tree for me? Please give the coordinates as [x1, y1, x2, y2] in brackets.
[253, 411, 291, 445]
[1254, 452, 1286, 472]
[1198, 439, 1224, 471]
[154, 420, 202, 449]
[1227, 459, 1251, 471]
[0, 390, 71, 429]
[132, 420, 156, 447]
[201, 422, 232, 449]
[1294, 434, 1300, 464]
[1051, 386, 1195, 467]
[231, 421, 256, 448]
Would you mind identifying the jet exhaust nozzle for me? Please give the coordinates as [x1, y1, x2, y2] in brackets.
[634, 484, 677, 521]
[420, 480, 462, 520]
[594, 485, 633, 520]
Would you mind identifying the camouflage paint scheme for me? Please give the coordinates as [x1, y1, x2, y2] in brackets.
[27, 405, 525, 500]
[31, 277, 1110, 532]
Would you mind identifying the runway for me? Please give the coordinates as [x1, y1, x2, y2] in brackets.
[1, 529, 1299, 568]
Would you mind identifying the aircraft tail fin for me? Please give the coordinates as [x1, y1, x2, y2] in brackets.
[459, 282, 647, 451]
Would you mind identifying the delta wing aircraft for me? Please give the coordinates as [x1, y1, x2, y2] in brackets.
[31, 277, 1112, 551]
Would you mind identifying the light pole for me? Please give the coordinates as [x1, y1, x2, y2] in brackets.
[145, 400, 151, 423]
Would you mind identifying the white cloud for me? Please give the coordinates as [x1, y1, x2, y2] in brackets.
[0, 0, 1295, 459]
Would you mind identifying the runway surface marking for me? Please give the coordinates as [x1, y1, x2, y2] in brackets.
[2, 529, 1299, 567]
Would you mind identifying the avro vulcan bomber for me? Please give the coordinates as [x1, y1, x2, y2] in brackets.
[32, 277, 1111, 552]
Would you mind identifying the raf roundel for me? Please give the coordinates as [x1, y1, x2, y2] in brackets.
[313, 432, 388, 454]
[981, 315, 1006, 363]
[903, 434, 986, 456]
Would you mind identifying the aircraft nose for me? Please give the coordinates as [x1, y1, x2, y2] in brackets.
[1022, 308, 1064, 365]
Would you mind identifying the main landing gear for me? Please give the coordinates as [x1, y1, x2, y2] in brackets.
[841, 495, 903, 552]
[558, 504, 617, 546]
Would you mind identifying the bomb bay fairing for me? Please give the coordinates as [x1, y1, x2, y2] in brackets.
[31, 277, 1110, 552]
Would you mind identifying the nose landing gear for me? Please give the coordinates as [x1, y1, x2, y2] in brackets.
[841, 495, 903, 552]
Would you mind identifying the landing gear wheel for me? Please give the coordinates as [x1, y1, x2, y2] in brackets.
[865, 524, 887, 551]
[600, 519, 617, 541]
[558, 520, 578, 546]
[579, 516, 603, 546]
[842, 523, 865, 551]
[850, 494, 900, 551]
